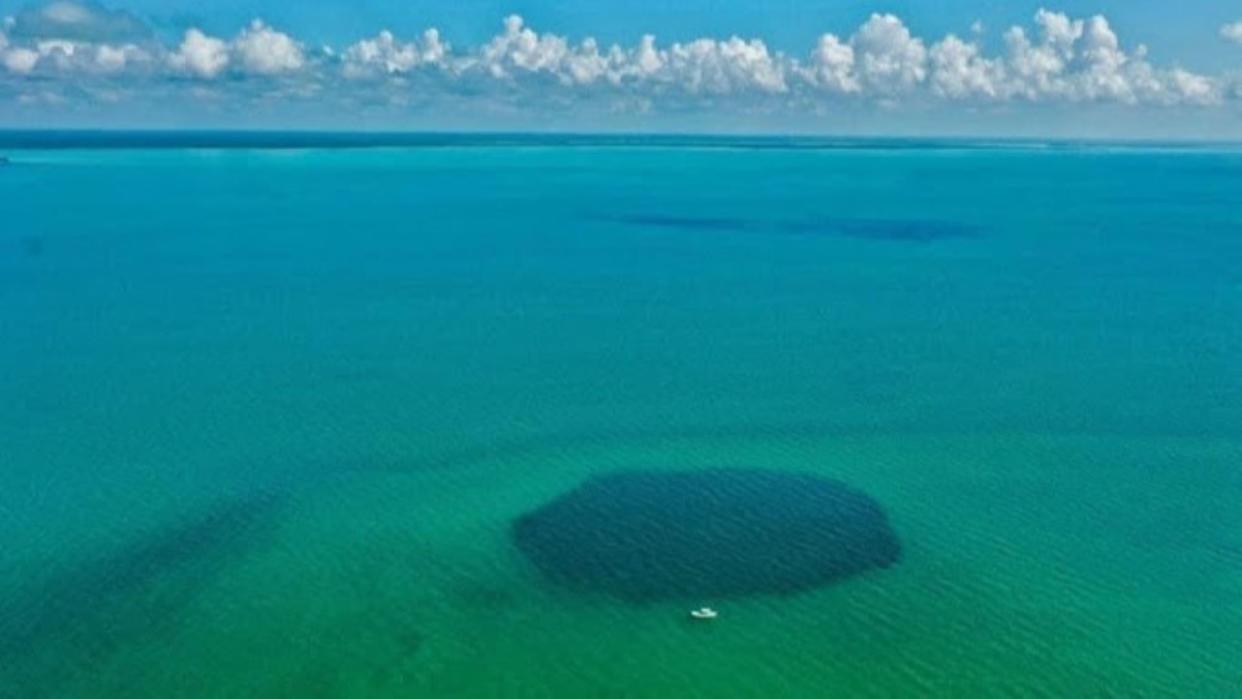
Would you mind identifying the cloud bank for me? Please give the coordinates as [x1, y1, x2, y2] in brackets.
[0, 2, 1237, 120]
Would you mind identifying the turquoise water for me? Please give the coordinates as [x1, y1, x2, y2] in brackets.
[2, 137, 1241, 697]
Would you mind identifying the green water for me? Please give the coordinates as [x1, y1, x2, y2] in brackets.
[1, 138, 1240, 697]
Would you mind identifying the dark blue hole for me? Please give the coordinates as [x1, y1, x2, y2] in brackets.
[512, 469, 901, 602]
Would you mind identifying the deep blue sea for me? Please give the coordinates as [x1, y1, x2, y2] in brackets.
[2, 134, 1241, 697]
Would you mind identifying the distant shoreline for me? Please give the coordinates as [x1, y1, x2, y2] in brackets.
[1, 130, 1240, 152]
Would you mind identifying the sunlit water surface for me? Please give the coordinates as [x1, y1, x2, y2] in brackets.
[2, 137, 1241, 697]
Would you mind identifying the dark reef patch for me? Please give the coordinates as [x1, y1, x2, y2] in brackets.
[595, 213, 977, 242]
[512, 469, 900, 602]
[0, 493, 283, 696]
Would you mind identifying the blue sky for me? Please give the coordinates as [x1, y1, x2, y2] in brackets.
[1, 0, 1240, 136]
[95, 0, 1239, 69]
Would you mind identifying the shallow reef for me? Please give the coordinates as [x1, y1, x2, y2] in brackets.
[512, 468, 901, 602]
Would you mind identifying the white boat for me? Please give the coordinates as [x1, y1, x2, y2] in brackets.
[689, 607, 718, 620]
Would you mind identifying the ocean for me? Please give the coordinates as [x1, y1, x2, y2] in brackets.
[2, 134, 1240, 697]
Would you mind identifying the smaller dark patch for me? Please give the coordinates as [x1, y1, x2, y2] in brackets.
[394, 629, 423, 656]
[0, 155, 10, 166]
[595, 213, 977, 242]
[0, 492, 284, 682]
[20, 236, 44, 258]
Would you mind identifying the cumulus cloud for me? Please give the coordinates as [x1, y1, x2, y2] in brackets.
[928, 35, 1004, 99]
[1222, 22, 1242, 45]
[4, 46, 40, 75]
[88, 42, 147, 73]
[342, 28, 448, 78]
[991, 11, 1221, 105]
[803, 34, 858, 94]
[8, 1, 150, 43]
[470, 16, 633, 88]
[440, 15, 789, 95]
[477, 15, 583, 81]
[0, 4, 1234, 113]
[164, 21, 304, 79]
[168, 29, 229, 79]
[234, 20, 304, 75]
[1, 1, 155, 77]
[662, 35, 788, 94]
[1, 36, 150, 76]
[852, 14, 927, 93]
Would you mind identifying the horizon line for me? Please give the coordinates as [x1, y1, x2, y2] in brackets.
[2, 129, 1241, 151]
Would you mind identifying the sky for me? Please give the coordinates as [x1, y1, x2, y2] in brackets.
[0, 0, 1240, 137]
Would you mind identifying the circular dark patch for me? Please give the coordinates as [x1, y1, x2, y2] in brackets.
[512, 469, 901, 602]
